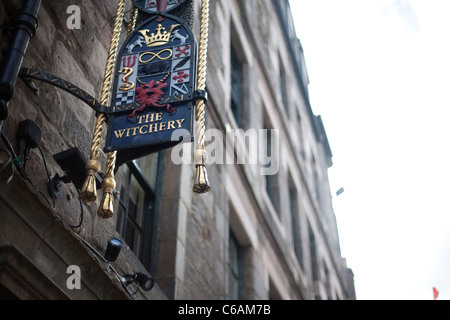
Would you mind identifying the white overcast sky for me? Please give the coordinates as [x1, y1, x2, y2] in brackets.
[289, 0, 450, 300]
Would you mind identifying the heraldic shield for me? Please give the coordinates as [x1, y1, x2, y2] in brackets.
[105, 14, 197, 167]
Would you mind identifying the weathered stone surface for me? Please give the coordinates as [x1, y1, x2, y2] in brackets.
[0, 0, 355, 301]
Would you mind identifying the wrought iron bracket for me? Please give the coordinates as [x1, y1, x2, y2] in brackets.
[20, 67, 202, 117]
[19, 67, 108, 114]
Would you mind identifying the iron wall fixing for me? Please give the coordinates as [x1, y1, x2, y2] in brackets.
[0, 0, 41, 128]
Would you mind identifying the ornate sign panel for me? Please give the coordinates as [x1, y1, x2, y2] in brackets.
[105, 14, 197, 166]
[132, 0, 186, 14]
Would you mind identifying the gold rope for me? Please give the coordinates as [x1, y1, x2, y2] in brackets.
[80, 0, 127, 204]
[193, 0, 211, 194]
[127, 5, 138, 36]
[98, 5, 139, 219]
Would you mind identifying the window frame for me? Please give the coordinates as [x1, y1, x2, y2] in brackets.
[230, 43, 243, 128]
[228, 230, 243, 300]
[116, 153, 162, 273]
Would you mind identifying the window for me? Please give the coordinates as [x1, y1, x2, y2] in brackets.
[312, 155, 321, 204]
[116, 153, 161, 272]
[289, 176, 304, 269]
[228, 230, 243, 300]
[230, 44, 243, 127]
[309, 225, 319, 282]
[264, 120, 281, 216]
[296, 109, 305, 159]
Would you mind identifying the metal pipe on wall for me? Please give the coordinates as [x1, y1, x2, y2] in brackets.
[0, 0, 41, 131]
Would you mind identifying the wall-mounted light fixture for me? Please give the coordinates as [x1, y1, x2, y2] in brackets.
[74, 234, 155, 299]
[123, 272, 155, 292]
[104, 238, 123, 263]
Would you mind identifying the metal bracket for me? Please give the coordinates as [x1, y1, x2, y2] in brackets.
[193, 89, 208, 104]
[19, 67, 200, 117]
[20, 68, 107, 114]
[47, 174, 70, 199]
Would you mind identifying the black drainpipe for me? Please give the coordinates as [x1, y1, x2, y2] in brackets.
[0, 0, 41, 131]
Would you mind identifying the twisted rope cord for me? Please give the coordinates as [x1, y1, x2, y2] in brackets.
[127, 5, 138, 36]
[80, 0, 127, 203]
[193, 0, 211, 194]
[195, 0, 209, 149]
[98, 4, 139, 218]
[93, 0, 127, 160]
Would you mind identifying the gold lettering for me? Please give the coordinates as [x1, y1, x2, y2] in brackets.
[139, 125, 149, 135]
[135, 112, 164, 125]
[168, 121, 176, 130]
[148, 123, 158, 133]
[114, 117, 184, 141]
[137, 115, 146, 125]
[176, 119, 185, 128]
[114, 129, 126, 139]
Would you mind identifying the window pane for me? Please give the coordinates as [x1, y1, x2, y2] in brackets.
[126, 174, 145, 253]
[137, 153, 159, 192]
[116, 200, 126, 235]
[229, 231, 242, 300]
[116, 154, 160, 273]
[129, 175, 145, 221]
[116, 166, 131, 235]
[231, 46, 242, 125]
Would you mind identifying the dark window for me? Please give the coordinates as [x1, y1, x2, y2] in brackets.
[309, 226, 319, 282]
[289, 177, 304, 269]
[230, 45, 243, 127]
[312, 156, 321, 204]
[228, 230, 242, 300]
[264, 122, 280, 215]
[116, 153, 161, 272]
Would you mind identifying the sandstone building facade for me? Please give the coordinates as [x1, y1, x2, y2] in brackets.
[0, 0, 355, 300]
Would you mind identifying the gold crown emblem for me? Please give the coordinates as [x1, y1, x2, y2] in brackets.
[138, 23, 181, 47]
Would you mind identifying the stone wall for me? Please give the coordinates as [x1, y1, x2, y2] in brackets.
[0, 0, 117, 237]
[0, 0, 355, 300]
[0, 0, 169, 300]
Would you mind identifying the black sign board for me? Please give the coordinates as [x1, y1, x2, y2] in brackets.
[105, 14, 197, 167]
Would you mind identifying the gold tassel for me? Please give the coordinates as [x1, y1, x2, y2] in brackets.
[98, 152, 117, 218]
[193, 149, 210, 193]
[80, 118, 105, 201]
[97, 5, 139, 218]
[97, 176, 116, 219]
[80, 160, 100, 203]
[193, 165, 211, 194]
[80, 0, 126, 202]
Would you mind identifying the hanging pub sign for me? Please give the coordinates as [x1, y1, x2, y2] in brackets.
[104, 13, 197, 167]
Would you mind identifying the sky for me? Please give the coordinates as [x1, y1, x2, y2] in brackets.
[288, 0, 450, 300]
